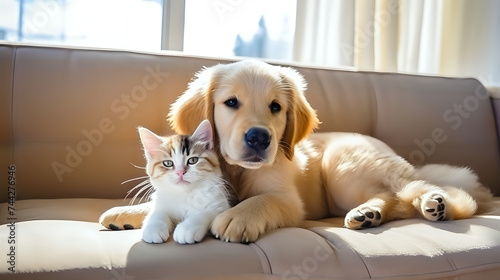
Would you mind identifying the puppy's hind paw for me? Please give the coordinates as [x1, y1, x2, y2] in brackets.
[421, 193, 447, 221]
[344, 207, 382, 229]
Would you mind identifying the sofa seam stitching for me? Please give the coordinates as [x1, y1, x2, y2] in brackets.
[249, 242, 273, 275]
[307, 228, 372, 279]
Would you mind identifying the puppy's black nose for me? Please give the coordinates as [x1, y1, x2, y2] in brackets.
[245, 128, 270, 151]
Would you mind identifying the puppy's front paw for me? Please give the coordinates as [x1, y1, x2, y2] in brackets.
[344, 207, 382, 229]
[173, 221, 208, 244]
[142, 221, 170, 243]
[421, 193, 447, 221]
[211, 208, 265, 243]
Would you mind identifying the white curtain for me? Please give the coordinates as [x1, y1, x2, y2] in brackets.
[293, 0, 500, 97]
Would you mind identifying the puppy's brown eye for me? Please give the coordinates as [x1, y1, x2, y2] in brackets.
[270, 102, 281, 113]
[224, 98, 239, 109]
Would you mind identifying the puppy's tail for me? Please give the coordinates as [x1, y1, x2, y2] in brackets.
[482, 200, 500, 215]
[415, 164, 497, 215]
[415, 164, 481, 189]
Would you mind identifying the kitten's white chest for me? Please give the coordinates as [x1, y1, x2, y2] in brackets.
[152, 187, 191, 218]
[151, 179, 228, 220]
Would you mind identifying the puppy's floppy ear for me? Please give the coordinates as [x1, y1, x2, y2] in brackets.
[279, 67, 320, 160]
[168, 65, 221, 135]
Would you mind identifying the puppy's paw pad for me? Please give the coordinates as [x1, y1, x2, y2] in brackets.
[109, 223, 120, 230]
[345, 207, 382, 229]
[123, 224, 135, 230]
[422, 194, 446, 221]
[99, 206, 145, 230]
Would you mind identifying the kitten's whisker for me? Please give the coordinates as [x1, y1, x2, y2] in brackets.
[130, 183, 152, 205]
[129, 188, 142, 205]
[146, 187, 154, 201]
[146, 188, 154, 201]
[138, 187, 154, 205]
[129, 162, 146, 170]
[125, 179, 151, 195]
[122, 176, 149, 185]
[124, 179, 152, 205]
[125, 184, 148, 202]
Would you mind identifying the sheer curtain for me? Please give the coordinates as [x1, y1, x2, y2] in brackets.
[293, 0, 500, 97]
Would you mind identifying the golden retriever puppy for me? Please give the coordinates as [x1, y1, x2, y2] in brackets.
[100, 60, 494, 242]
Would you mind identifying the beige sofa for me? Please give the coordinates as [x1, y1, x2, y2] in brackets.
[1, 42, 500, 280]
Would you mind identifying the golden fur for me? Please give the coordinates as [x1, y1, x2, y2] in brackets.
[100, 60, 494, 242]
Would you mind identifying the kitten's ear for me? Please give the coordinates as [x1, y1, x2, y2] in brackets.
[138, 127, 164, 160]
[190, 120, 213, 150]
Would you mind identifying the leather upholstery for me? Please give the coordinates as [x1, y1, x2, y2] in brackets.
[1, 43, 499, 201]
[1, 43, 500, 279]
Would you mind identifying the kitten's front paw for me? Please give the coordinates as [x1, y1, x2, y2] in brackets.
[173, 221, 208, 244]
[142, 221, 170, 243]
[211, 208, 265, 243]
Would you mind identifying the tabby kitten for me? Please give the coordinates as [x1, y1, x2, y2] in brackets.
[139, 120, 237, 244]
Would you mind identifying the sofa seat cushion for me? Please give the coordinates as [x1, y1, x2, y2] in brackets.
[2, 198, 500, 280]
[0, 219, 268, 279]
[310, 216, 500, 279]
[0, 199, 267, 279]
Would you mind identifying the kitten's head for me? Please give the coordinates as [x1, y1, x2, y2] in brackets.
[138, 120, 220, 188]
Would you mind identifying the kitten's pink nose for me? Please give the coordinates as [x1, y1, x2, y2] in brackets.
[176, 169, 186, 177]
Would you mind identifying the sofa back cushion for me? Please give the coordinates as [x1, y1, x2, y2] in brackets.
[1, 43, 499, 201]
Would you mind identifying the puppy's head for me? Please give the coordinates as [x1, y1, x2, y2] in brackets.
[168, 60, 319, 169]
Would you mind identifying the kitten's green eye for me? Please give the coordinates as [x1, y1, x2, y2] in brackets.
[187, 157, 198, 165]
[162, 160, 174, 168]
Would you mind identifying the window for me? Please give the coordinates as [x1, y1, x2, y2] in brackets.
[2, 0, 497, 92]
[0, 0, 163, 51]
[183, 0, 296, 61]
[0, 0, 297, 61]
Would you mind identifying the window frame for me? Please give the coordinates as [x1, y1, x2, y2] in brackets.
[161, 0, 185, 51]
